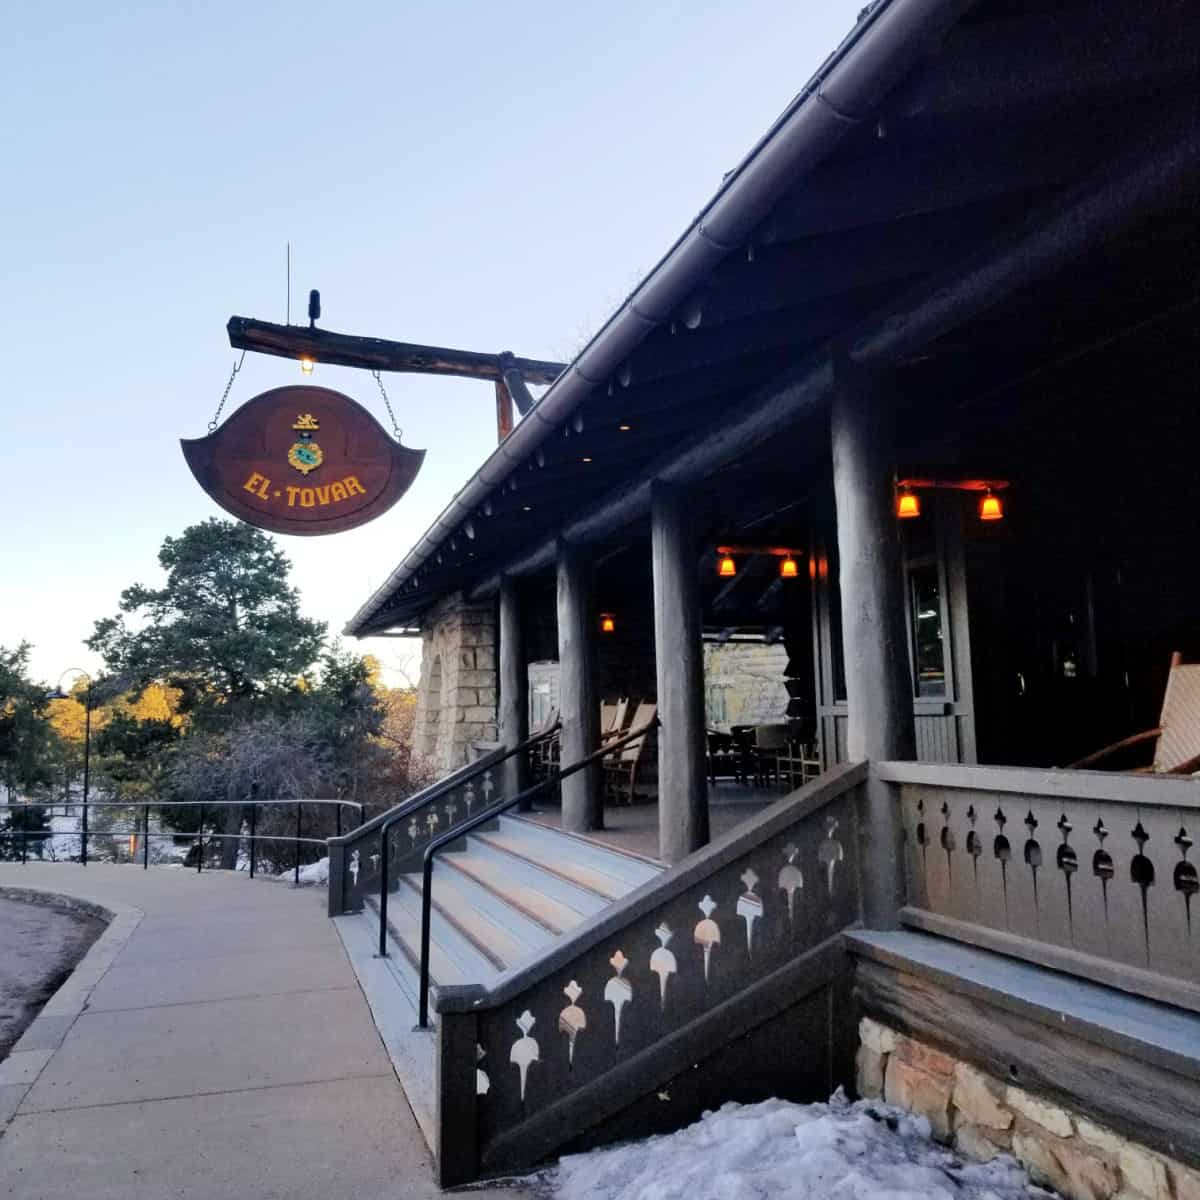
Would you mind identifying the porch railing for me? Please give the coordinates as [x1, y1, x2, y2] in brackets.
[324, 722, 560, 922]
[417, 717, 657, 1029]
[879, 760, 1200, 1013]
[430, 759, 867, 1185]
[0, 798, 362, 884]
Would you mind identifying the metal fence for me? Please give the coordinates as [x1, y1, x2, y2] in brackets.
[0, 798, 363, 885]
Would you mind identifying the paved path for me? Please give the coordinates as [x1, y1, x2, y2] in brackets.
[0, 865, 539, 1199]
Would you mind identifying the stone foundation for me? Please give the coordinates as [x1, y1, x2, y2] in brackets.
[857, 1017, 1200, 1200]
[411, 592, 497, 774]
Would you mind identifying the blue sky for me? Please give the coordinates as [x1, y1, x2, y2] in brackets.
[3, 1, 863, 688]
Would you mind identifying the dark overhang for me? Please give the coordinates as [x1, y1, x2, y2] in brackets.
[347, 0, 1199, 637]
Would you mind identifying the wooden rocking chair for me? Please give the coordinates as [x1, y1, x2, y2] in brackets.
[604, 701, 656, 804]
[1069, 653, 1200, 775]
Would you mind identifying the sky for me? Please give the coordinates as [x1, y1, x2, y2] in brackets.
[3, 1, 864, 690]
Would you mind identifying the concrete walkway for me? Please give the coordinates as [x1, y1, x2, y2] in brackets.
[0, 865, 539, 1199]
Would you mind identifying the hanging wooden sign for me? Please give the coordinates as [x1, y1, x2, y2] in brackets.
[181, 385, 424, 536]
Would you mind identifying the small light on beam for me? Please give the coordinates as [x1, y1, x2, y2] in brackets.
[581, 456, 593, 463]
[299, 356, 315, 375]
[718, 555, 736, 578]
[600, 613, 616, 634]
[618, 423, 632, 432]
[896, 488, 920, 519]
[979, 489, 1004, 521]
[780, 556, 799, 579]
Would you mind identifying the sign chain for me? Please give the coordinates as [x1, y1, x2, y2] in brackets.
[208, 351, 247, 433]
[371, 370, 403, 441]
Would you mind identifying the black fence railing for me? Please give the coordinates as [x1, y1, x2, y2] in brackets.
[375, 723, 561, 958]
[417, 716, 659, 1028]
[0, 799, 363, 885]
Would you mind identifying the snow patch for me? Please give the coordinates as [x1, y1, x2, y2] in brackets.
[273, 855, 329, 885]
[554, 1091, 1050, 1200]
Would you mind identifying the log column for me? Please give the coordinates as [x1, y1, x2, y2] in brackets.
[651, 482, 709, 863]
[557, 540, 602, 831]
[498, 575, 530, 806]
[831, 361, 916, 928]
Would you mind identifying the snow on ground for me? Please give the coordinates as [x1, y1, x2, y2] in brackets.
[273, 855, 329, 885]
[552, 1091, 1052, 1200]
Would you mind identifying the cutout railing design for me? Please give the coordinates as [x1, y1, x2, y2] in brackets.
[430, 761, 866, 1184]
[325, 722, 559, 923]
[418, 718, 658, 1028]
[879, 761, 1200, 1013]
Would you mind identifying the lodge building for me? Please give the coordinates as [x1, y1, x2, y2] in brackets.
[329, 0, 1200, 1192]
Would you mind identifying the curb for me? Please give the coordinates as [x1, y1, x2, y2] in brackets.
[0, 885, 144, 1129]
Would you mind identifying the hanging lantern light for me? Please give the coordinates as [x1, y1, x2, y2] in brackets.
[896, 487, 921, 519]
[718, 554, 736, 578]
[780, 556, 798, 578]
[979, 489, 1004, 521]
[600, 613, 616, 634]
[299, 355, 315, 375]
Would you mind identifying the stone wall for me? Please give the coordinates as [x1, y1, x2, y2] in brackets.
[857, 1017, 1200, 1200]
[411, 592, 498, 774]
[702, 641, 790, 730]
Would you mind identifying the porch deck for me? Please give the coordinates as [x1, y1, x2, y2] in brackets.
[524, 779, 780, 862]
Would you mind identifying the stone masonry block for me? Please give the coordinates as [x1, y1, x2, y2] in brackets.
[474, 648, 496, 670]
[458, 670, 495, 688]
[895, 1035, 956, 1078]
[955, 1123, 1009, 1164]
[885, 1058, 953, 1141]
[1007, 1086, 1073, 1137]
[1013, 1132, 1119, 1200]
[1171, 1162, 1200, 1200]
[953, 1063, 1012, 1131]
[1077, 1118, 1125, 1157]
[859, 1017, 898, 1056]
[856, 1046, 885, 1099]
[1118, 1143, 1171, 1200]
[464, 706, 497, 723]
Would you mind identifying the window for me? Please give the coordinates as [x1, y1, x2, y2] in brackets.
[909, 561, 947, 697]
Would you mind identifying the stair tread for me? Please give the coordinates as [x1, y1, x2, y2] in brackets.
[367, 893, 498, 988]
[473, 829, 630, 900]
[402, 870, 552, 968]
[501, 815, 663, 885]
[447, 852, 594, 934]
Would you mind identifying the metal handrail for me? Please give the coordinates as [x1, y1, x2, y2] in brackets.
[0, 798, 362, 884]
[417, 716, 658, 1027]
[375, 722, 561, 957]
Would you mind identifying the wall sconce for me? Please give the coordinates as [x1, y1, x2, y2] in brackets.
[299, 356, 315, 375]
[599, 613, 616, 634]
[897, 477, 1009, 523]
[780, 556, 799, 578]
[715, 545, 804, 578]
[718, 555, 737, 577]
[896, 488, 921, 519]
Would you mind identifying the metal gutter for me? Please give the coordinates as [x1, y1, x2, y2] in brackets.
[346, 0, 975, 637]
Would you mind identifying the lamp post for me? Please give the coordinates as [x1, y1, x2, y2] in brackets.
[49, 669, 93, 866]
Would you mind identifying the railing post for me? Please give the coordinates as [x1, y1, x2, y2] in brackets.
[143, 804, 150, 869]
[197, 803, 204, 873]
[419, 854, 434, 1028]
[249, 802, 257, 879]
[81, 795, 88, 867]
[378, 830, 390, 958]
[21, 799, 27, 866]
[294, 802, 302, 886]
[336, 804, 342, 839]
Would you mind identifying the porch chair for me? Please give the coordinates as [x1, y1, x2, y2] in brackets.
[604, 701, 657, 804]
[600, 696, 631, 741]
[1069, 652, 1200, 774]
[751, 723, 791, 787]
[529, 707, 560, 781]
[775, 738, 822, 789]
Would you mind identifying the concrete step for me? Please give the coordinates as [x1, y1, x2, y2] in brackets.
[364, 891, 501, 989]
[494, 814, 662, 894]
[403, 865, 555, 971]
[453, 835, 610, 931]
